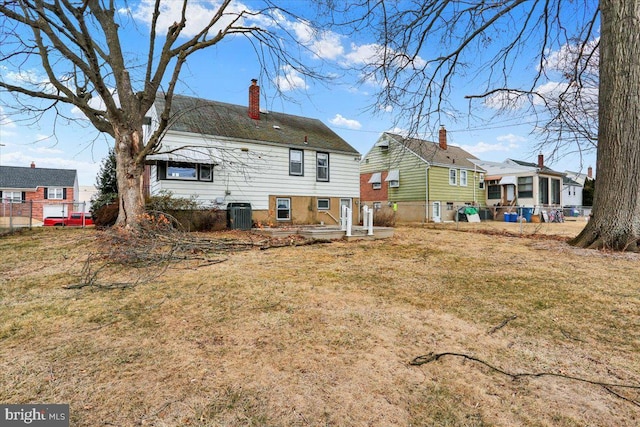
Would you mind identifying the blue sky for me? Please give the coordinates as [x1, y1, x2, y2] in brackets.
[0, 0, 598, 186]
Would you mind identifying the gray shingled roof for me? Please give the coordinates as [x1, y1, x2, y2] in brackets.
[385, 132, 481, 169]
[563, 176, 582, 186]
[507, 158, 564, 175]
[153, 94, 359, 154]
[0, 166, 77, 189]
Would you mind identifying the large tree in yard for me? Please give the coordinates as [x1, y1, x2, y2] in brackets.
[571, 1, 640, 251]
[0, 0, 314, 229]
[326, 0, 639, 251]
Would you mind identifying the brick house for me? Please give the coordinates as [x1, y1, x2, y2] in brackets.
[0, 163, 80, 222]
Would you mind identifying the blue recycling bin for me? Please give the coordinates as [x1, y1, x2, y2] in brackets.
[521, 208, 533, 222]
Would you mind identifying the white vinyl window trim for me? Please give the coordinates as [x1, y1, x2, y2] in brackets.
[317, 198, 330, 210]
[385, 169, 400, 188]
[276, 198, 291, 221]
[48, 187, 64, 199]
[290, 149, 303, 176]
[316, 152, 329, 181]
[449, 168, 457, 185]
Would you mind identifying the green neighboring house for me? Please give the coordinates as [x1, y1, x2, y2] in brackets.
[360, 129, 485, 222]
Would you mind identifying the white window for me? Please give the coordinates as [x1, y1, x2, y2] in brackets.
[3, 191, 22, 203]
[385, 169, 400, 188]
[160, 161, 213, 182]
[290, 149, 303, 176]
[317, 198, 330, 210]
[460, 170, 468, 186]
[316, 152, 329, 181]
[199, 165, 213, 181]
[167, 162, 197, 180]
[276, 198, 291, 220]
[48, 187, 64, 199]
[449, 169, 457, 185]
[368, 172, 382, 190]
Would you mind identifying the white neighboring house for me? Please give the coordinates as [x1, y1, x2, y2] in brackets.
[144, 83, 361, 226]
[471, 155, 565, 220]
[78, 185, 98, 212]
[562, 176, 583, 207]
[563, 166, 597, 208]
[565, 166, 594, 187]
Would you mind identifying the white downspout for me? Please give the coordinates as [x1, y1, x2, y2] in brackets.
[425, 165, 430, 222]
[473, 164, 477, 204]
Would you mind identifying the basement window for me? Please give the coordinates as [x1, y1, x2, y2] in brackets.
[317, 198, 330, 210]
[276, 198, 291, 221]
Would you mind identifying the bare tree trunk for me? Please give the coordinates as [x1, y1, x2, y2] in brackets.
[570, 0, 640, 251]
[114, 127, 146, 229]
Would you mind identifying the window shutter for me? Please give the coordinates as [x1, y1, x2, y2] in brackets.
[63, 188, 67, 200]
[44, 188, 48, 199]
[22, 192, 26, 202]
[0, 191, 3, 199]
[157, 162, 167, 180]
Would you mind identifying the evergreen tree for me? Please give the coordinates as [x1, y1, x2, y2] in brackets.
[582, 178, 595, 207]
[91, 148, 118, 215]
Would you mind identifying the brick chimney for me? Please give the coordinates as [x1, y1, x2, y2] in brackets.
[248, 79, 260, 120]
[537, 154, 544, 168]
[587, 166, 593, 178]
[438, 126, 447, 150]
[30, 161, 35, 168]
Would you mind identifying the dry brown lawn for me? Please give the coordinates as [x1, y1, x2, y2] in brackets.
[1, 221, 639, 426]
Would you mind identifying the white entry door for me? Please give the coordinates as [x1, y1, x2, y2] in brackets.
[340, 198, 352, 218]
[506, 184, 515, 202]
[432, 201, 441, 223]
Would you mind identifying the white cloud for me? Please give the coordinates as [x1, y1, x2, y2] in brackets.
[343, 43, 383, 66]
[461, 142, 516, 155]
[0, 107, 17, 139]
[461, 134, 524, 155]
[2, 67, 44, 86]
[289, 20, 344, 60]
[29, 145, 65, 155]
[2, 150, 100, 185]
[126, 0, 254, 39]
[70, 89, 119, 119]
[496, 133, 526, 145]
[379, 105, 393, 113]
[387, 127, 409, 137]
[543, 37, 599, 73]
[273, 65, 308, 92]
[483, 90, 530, 110]
[329, 114, 361, 130]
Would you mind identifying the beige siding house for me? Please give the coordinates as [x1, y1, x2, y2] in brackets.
[360, 129, 485, 222]
[471, 156, 565, 221]
[144, 84, 361, 226]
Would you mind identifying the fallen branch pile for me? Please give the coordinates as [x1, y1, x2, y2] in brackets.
[66, 217, 330, 290]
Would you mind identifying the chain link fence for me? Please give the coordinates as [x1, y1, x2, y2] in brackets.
[1, 200, 90, 233]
